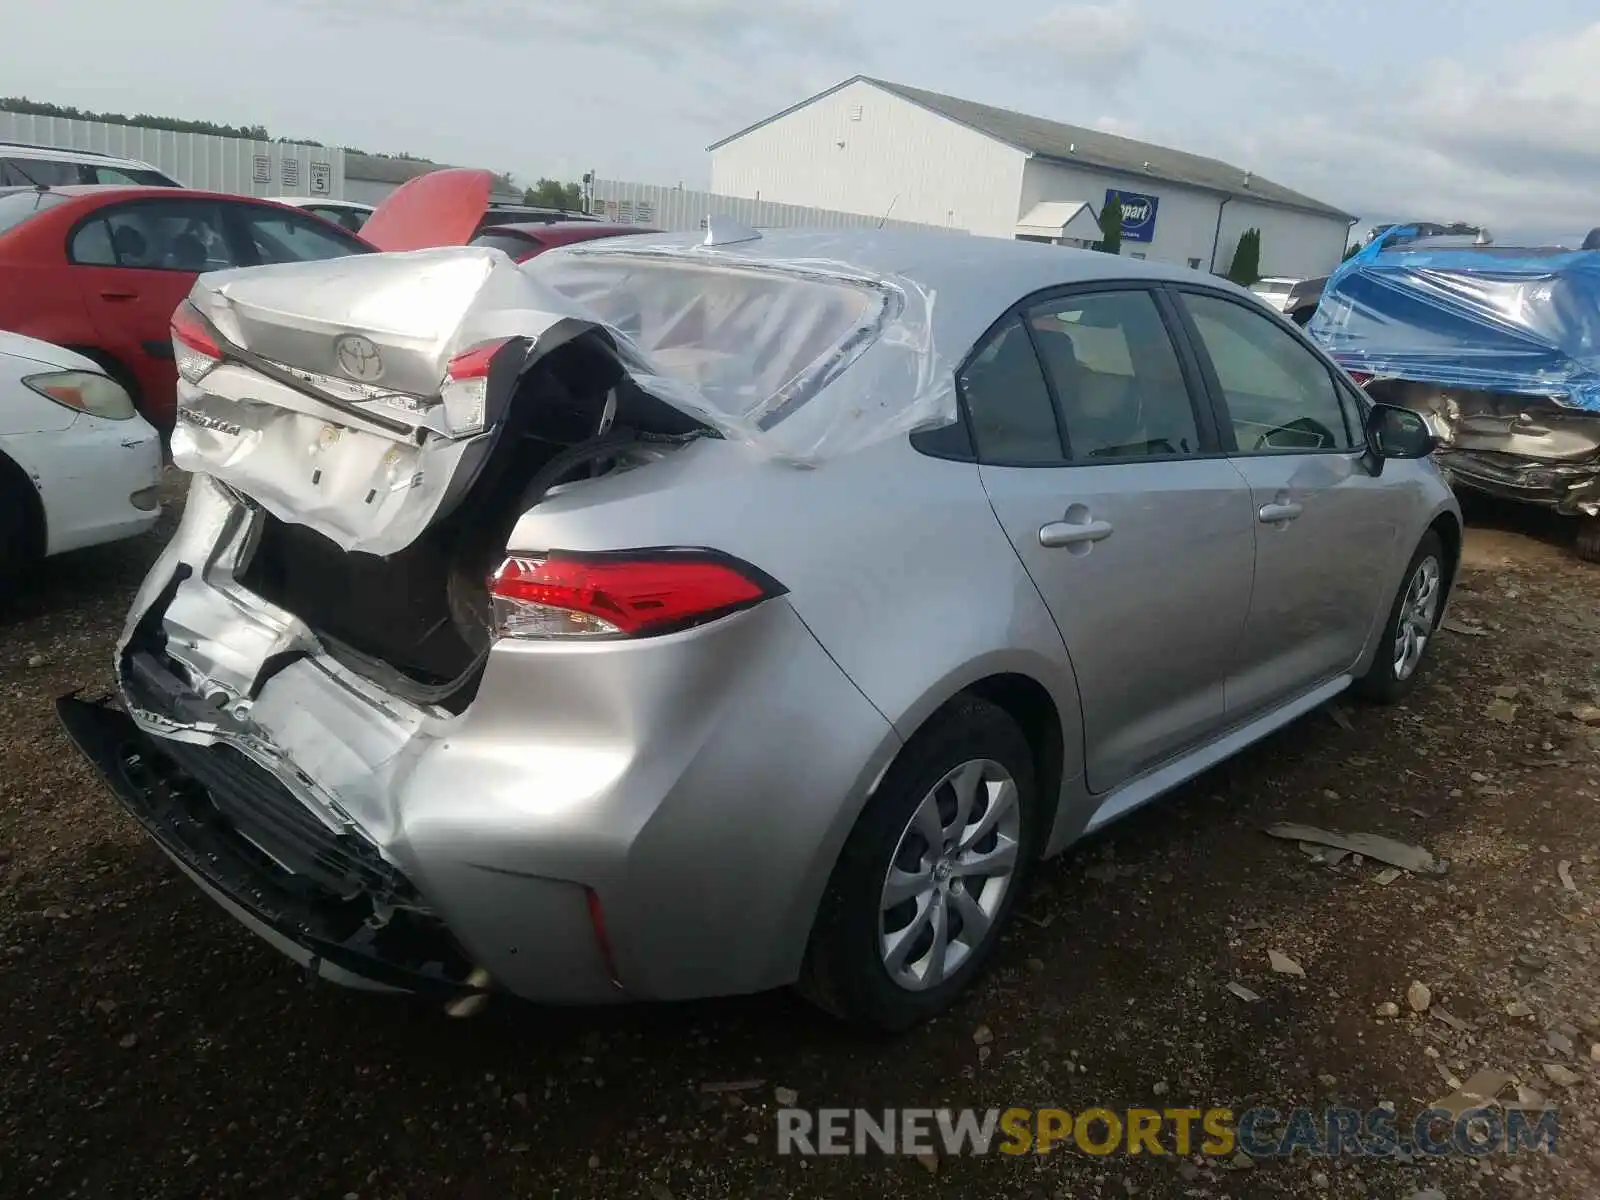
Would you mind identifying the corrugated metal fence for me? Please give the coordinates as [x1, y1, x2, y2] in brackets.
[592, 179, 954, 234]
[0, 113, 347, 199]
[0, 120, 965, 234]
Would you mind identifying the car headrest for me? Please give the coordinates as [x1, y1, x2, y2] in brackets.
[111, 224, 147, 262]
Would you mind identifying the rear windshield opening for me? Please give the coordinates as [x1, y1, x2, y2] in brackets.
[0, 188, 69, 235]
[528, 251, 891, 426]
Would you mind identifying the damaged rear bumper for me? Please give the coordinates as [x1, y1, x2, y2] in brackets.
[57, 691, 482, 998]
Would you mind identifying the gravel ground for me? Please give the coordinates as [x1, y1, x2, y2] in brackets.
[2, 476, 1599, 1200]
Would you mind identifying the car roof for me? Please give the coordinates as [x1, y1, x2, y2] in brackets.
[0, 141, 160, 170]
[0, 183, 270, 204]
[551, 227, 1265, 356]
[272, 196, 375, 210]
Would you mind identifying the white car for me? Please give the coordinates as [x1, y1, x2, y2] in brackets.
[0, 332, 163, 572]
[0, 142, 184, 188]
[270, 196, 375, 233]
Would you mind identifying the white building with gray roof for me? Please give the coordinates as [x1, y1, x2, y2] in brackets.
[709, 77, 1357, 278]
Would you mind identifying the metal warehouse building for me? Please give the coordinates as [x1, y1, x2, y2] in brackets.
[710, 77, 1356, 277]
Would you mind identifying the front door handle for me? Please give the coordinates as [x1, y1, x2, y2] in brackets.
[99, 289, 138, 301]
[1258, 501, 1304, 524]
[1039, 518, 1114, 548]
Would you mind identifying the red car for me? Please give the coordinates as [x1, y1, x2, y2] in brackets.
[469, 220, 660, 263]
[0, 170, 496, 430]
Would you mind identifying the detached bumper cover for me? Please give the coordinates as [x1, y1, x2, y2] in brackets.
[56, 693, 481, 998]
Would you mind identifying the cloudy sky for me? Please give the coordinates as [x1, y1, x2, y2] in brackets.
[4, 0, 1599, 231]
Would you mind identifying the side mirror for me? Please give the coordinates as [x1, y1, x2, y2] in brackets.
[1366, 403, 1436, 461]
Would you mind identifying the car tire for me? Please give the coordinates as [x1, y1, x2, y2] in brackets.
[799, 696, 1040, 1032]
[1352, 530, 1446, 704]
[0, 452, 45, 580]
[1575, 516, 1600, 565]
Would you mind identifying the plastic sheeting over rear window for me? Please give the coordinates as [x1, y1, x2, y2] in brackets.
[1308, 227, 1600, 413]
[526, 246, 956, 464]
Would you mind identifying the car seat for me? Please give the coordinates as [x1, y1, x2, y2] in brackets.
[1031, 324, 1147, 456]
[110, 224, 148, 266]
[168, 233, 209, 271]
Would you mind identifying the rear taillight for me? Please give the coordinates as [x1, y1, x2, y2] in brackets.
[489, 551, 781, 639]
[171, 300, 221, 384]
[440, 338, 510, 436]
[1346, 370, 1374, 388]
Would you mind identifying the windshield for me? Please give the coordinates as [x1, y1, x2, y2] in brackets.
[0, 189, 69, 235]
[528, 251, 892, 425]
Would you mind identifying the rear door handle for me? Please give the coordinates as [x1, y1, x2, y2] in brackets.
[99, 289, 138, 301]
[1039, 518, 1114, 548]
[1258, 501, 1304, 524]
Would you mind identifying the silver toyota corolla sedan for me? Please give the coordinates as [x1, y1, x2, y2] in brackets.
[59, 224, 1461, 1031]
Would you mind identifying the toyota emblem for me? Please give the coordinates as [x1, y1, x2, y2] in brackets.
[334, 334, 384, 383]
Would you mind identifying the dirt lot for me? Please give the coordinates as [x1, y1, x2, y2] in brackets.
[2, 478, 1598, 1200]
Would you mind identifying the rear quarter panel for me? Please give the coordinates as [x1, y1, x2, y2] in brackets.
[514, 434, 1086, 793]
[507, 434, 1085, 985]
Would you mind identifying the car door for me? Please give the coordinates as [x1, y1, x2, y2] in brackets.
[1169, 287, 1403, 718]
[972, 286, 1257, 794]
[67, 198, 240, 427]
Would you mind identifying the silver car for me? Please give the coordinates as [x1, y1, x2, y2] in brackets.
[59, 226, 1461, 1031]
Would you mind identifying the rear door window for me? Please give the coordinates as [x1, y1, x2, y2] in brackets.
[69, 218, 117, 265]
[1026, 289, 1202, 460]
[80, 201, 239, 271]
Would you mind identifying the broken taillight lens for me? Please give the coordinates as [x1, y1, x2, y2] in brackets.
[171, 301, 222, 384]
[440, 338, 510, 436]
[489, 551, 781, 639]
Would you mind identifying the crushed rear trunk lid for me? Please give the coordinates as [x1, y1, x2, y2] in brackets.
[172, 246, 665, 556]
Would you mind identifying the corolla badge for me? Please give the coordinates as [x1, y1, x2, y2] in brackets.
[334, 333, 384, 383]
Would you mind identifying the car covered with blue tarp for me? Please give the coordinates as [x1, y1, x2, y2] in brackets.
[1309, 225, 1600, 561]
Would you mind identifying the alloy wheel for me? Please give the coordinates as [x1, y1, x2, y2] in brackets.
[1393, 555, 1442, 681]
[878, 759, 1021, 991]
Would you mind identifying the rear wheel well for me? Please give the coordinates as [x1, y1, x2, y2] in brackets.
[960, 673, 1065, 850]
